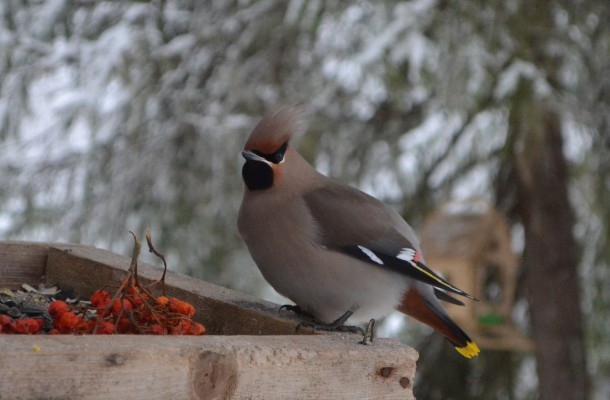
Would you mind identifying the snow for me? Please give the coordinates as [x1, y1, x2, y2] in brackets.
[156, 34, 197, 58]
[562, 119, 594, 163]
[494, 59, 552, 99]
[353, 12, 411, 67]
[321, 58, 364, 93]
[284, 0, 305, 25]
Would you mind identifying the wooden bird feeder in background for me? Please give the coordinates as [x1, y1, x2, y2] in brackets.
[420, 200, 533, 352]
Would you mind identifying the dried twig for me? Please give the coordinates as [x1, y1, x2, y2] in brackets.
[93, 231, 142, 333]
[145, 228, 168, 296]
[128, 230, 141, 288]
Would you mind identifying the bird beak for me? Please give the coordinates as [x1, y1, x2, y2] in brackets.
[241, 150, 270, 164]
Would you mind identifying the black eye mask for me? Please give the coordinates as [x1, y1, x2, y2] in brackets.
[253, 141, 288, 164]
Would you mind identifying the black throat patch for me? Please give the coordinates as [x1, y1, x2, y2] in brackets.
[242, 161, 274, 191]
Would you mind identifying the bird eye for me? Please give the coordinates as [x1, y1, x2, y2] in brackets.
[272, 142, 288, 163]
[272, 141, 288, 164]
[253, 141, 288, 164]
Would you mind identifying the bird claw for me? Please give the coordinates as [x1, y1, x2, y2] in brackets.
[279, 304, 315, 318]
[279, 304, 301, 313]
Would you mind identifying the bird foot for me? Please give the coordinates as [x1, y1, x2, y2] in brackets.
[296, 310, 366, 336]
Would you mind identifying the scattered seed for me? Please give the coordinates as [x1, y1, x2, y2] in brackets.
[7, 307, 21, 318]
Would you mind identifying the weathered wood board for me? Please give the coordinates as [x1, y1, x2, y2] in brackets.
[1, 334, 417, 399]
[0, 241, 418, 399]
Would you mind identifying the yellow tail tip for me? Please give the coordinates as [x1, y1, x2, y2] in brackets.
[455, 341, 480, 359]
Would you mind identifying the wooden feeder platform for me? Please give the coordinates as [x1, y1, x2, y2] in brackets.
[0, 241, 417, 400]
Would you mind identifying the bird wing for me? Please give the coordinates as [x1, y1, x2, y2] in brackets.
[303, 182, 477, 301]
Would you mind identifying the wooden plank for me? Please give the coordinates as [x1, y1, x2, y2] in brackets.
[0, 334, 417, 400]
[0, 241, 51, 290]
[44, 244, 307, 335]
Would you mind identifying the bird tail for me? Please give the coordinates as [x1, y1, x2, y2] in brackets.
[397, 286, 480, 359]
[455, 340, 480, 359]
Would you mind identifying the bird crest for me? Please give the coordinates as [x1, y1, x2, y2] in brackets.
[245, 106, 303, 154]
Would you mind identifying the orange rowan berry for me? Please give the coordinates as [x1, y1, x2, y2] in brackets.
[155, 296, 169, 308]
[12, 320, 26, 334]
[90, 289, 110, 308]
[170, 319, 192, 335]
[169, 298, 195, 318]
[75, 317, 93, 333]
[128, 294, 144, 308]
[94, 321, 115, 334]
[27, 318, 42, 334]
[150, 324, 167, 335]
[34, 319, 45, 330]
[111, 298, 133, 317]
[57, 312, 79, 332]
[188, 322, 206, 336]
[126, 286, 141, 295]
[14, 318, 41, 334]
[0, 315, 13, 328]
[116, 317, 133, 333]
[48, 300, 69, 319]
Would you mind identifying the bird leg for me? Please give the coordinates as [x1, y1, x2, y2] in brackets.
[296, 310, 366, 336]
[359, 319, 376, 345]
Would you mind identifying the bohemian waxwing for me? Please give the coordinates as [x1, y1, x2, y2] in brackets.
[237, 107, 480, 358]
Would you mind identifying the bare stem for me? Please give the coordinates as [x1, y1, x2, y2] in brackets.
[145, 228, 168, 296]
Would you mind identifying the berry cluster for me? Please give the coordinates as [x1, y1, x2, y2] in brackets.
[46, 284, 205, 335]
[0, 282, 206, 336]
[0, 314, 44, 334]
[1, 230, 206, 336]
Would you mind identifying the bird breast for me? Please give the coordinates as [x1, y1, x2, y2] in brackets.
[238, 193, 408, 323]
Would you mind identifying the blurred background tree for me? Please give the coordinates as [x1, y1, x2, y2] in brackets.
[1, 0, 608, 399]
